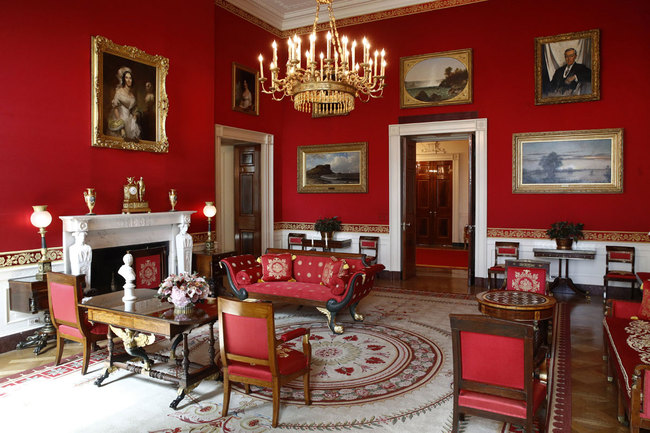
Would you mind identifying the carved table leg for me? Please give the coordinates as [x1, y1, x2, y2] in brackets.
[349, 303, 364, 322]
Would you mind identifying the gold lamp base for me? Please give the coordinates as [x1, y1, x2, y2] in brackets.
[36, 261, 52, 280]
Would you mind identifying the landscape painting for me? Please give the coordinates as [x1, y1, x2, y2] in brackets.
[297, 142, 368, 193]
[512, 129, 623, 194]
[400, 49, 472, 108]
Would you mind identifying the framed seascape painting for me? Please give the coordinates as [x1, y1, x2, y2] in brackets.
[512, 128, 623, 194]
[232, 63, 259, 116]
[297, 142, 368, 193]
[91, 35, 169, 153]
[400, 49, 472, 108]
[535, 29, 600, 105]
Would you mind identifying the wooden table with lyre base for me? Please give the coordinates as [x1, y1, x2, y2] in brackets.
[82, 289, 219, 409]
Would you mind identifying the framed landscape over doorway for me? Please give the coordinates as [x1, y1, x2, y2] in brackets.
[297, 142, 368, 193]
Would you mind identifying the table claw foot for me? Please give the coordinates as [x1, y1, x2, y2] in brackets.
[349, 304, 364, 322]
[170, 389, 186, 409]
[317, 307, 344, 334]
[94, 365, 117, 386]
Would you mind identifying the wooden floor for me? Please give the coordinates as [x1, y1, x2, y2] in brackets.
[0, 268, 635, 432]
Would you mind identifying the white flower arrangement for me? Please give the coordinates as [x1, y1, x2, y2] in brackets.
[157, 273, 209, 308]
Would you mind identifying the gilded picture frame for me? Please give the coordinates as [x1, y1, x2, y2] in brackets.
[91, 35, 169, 153]
[512, 128, 623, 194]
[232, 62, 259, 116]
[297, 142, 368, 193]
[400, 49, 473, 108]
[535, 29, 600, 105]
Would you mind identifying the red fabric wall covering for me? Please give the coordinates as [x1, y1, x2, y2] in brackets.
[0, 0, 217, 252]
[269, 0, 650, 232]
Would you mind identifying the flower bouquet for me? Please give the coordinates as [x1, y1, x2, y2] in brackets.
[157, 273, 210, 314]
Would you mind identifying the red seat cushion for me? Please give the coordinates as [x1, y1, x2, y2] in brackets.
[242, 281, 344, 302]
[227, 346, 308, 382]
[458, 380, 546, 419]
[605, 271, 636, 280]
[488, 265, 505, 272]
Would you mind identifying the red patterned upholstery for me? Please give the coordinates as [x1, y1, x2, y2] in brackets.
[47, 272, 108, 375]
[504, 260, 549, 295]
[639, 284, 650, 320]
[321, 258, 350, 295]
[488, 242, 519, 290]
[258, 253, 293, 282]
[604, 246, 636, 304]
[239, 281, 346, 303]
[450, 314, 546, 433]
[293, 255, 328, 284]
[128, 246, 167, 289]
[218, 297, 311, 427]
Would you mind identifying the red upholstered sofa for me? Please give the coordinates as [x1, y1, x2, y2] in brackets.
[220, 248, 384, 334]
[603, 299, 650, 433]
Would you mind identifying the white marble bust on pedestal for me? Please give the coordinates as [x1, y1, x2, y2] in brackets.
[119, 253, 137, 301]
[176, 222, 193, 274]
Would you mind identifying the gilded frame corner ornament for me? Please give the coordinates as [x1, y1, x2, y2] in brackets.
[91, 35, 169, 153]
[400, 48, 473, 109]
[535, 29, 600, 106]
[512, 128, 623, 194]
[231, 62, 259, 116]
[297, 142, 368, 194]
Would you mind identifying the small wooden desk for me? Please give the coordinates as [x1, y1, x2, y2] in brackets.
[302, 238, 351, 252]
[533, 248, 596, 297]
[83, 290, 219, 409]
[192, 249, 236, 296]
[9, 275, 56, 354]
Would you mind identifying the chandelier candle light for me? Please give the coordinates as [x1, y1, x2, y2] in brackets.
[258, 0, 386, 117]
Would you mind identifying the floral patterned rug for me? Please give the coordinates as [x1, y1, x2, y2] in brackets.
[1, 289, 569, 432]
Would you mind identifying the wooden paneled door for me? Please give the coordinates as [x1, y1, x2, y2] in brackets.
[415, 160, 453, 246]
[401, 137, 417, 280]
[234, 144, 261, 256]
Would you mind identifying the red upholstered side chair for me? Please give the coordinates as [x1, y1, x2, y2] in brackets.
[450, 314, 547, 433]
[488, 242, 519, 290]
[603, 246, 636, 304]
[46, 272, 108, 375]
[358, 235, 379, 265]
[127, 246, 167, 289]
[287, 232, 306, 250]
[218, 297, 311, 427]
[503, 259, 550, 295]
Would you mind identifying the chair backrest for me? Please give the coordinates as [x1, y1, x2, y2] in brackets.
[127, 246, 167, 288]
[605, 246, 635, 273]
[494, 241, 519, 266]
[504, 259, 550, 294]
[358, 236, 379, 257]
[287, 233, 306, 250]
[218, 297, 278, 375]
[47, 272, 86, 335]
[450, 314, 535, 410]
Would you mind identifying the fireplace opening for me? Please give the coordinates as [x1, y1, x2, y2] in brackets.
[89, 241, 169, 295]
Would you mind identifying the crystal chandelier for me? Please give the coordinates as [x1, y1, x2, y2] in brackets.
[258, 0, 386, 117]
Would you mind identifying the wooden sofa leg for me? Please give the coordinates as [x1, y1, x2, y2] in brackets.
[316, 307, 343, 334]
[349, 303, 364, 322]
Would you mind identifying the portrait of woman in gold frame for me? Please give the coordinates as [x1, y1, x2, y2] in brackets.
[91, 35, 169, 153]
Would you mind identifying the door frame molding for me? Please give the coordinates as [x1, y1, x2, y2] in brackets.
[215, 124, 274, 253]
[388, 119, 488, 277]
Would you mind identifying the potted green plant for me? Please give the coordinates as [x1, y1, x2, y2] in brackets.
[314, 216, 342, 242]
[546, 221, 584, 250]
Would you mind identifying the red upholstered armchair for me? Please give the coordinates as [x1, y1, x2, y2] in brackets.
[502, 259, 550, 295]
[127, 246, 167, 289]
[450, 314, 547, 433]
[46, 272, 108, 375]
[603, 246, 636, 304]
[488, 242, 519, 289]
[218, 297, 311, 427]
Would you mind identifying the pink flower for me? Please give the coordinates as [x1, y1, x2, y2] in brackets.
[170, 286, 190, 307]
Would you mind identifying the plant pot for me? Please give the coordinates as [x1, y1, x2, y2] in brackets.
[555, 238, 573, 250]
[320, 231, 334, 242]
[173, 303, 195, 316]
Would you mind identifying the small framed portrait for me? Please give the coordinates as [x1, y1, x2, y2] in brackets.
[535, 29, 600, 105]
[512, 128, 623, 194]
[232, 63, 259, 116]
[91, 35, 169, 153]
[400, 49, 473, 108]
[297, 142, 368, 193]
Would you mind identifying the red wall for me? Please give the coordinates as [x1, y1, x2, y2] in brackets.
[0, 0, 216, 252]
[267, 0, 650, 232]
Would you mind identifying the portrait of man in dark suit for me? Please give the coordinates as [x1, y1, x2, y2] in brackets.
[549, 48, 592, 96]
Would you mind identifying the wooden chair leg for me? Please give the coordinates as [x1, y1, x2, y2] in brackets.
[54, 334, 65, 366]
[604, 279, 609, 305]
[221, 375, 231, 417]
[244, 383, 251, 394]
[81, 339, 91, 375]
[303, 371, 311, 405]
[271, 379, 280, 427]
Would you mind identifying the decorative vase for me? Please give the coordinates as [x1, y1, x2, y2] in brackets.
[320, 231, 333, 249]
[83, 188, 96, 215]
[169, 189, 177, 211]
[173, 303, 195, 316]
[555, 238, 573, 250]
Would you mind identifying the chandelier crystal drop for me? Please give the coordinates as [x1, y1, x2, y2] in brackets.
[258, 0, 386, 117]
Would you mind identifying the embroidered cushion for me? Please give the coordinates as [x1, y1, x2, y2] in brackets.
[258, 253, 293, 282]
[506, 267, 546, 294]
[321, 257, 350, 295]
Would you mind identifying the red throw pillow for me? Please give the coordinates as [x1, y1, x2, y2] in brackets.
[638, 282, 650, 320]
[321, 257, 350, 295]
[258, 253, 293, 282]
[235, 268, 261, 285]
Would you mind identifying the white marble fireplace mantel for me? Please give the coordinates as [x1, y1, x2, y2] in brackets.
[60, 211, 195, 289]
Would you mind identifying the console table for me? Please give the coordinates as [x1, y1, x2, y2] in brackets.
[193, 248, 235, 296]
[9, 275, 56, 354]
[533, 248, 596, 297]
[302, 238, 351, 252]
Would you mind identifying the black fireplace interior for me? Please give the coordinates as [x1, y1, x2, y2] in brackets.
[90, 241, 169, 294]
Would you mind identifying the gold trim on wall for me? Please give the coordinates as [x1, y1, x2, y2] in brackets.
[488, 228, 650, 243]
[0, 248, 63, 268]
[275, 222, 389, 234]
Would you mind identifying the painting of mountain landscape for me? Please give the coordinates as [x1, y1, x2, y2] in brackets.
[297, 142, 368, 193]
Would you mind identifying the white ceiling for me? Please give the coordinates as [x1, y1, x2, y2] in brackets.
[231, 0, 439, 31]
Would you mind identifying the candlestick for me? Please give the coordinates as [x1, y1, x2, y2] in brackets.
[310, 32, 316, 63]
[320, 52, 324, 79]
[326, 31, 332, 59]
[258, 54, 264, 79]
[272, 40, 277, 65]
[351, 40, 357, 68]
[294, 34, 301, 68]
